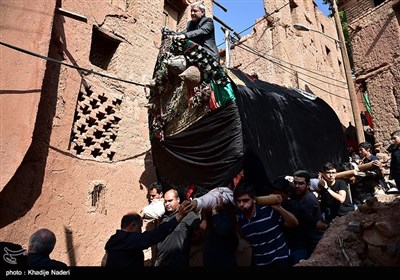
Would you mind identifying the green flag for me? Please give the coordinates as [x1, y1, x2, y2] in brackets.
[362, 91, 372, 115]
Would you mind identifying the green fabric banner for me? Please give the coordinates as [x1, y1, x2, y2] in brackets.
[362, 91, 371, 114]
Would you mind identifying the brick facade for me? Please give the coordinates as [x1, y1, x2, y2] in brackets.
[338, 0, 400, 144]
[2, 0, 397, 267]
[227, 0, 356, 130]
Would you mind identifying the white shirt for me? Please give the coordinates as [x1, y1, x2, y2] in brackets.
[142, 199, 165, 220]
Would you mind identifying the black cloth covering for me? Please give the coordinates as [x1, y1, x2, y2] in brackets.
[151, 101, 244, 193]
[231, 69, 348, 191]
[150, 68, 348, 195]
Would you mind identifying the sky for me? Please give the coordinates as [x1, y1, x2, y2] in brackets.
[213, 0, 330, 47]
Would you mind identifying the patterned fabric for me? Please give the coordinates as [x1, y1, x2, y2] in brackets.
[171, 37, 229, 86]
[147, 35, 234, 139]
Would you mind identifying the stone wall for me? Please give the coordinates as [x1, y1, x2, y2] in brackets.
[227, 0, 355, 128]
[340, 0, 377, 23]
[340, 0, 400, 144]
[3, 0, 392, 268]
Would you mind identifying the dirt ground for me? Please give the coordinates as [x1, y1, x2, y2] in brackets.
[296, 193, 400, 267]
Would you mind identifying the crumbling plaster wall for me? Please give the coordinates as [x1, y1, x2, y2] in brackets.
[4, 0, 396, 268]
[0, 0, 175, 266]
[0, 0, 56, 190]
[342, 0, 400, 144]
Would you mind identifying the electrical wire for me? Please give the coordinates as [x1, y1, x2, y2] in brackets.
[237, 42, 348, 89]
[235, 44, 349, 99]
[215, 1, 348, 96]
[237, 1, 290, 37]
[217, 1, 290, 47]
[0, 40, 146, 87]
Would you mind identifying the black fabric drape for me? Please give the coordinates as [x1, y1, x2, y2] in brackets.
[150, 68, 348, 196]
[151, 101, 244, 193]
[231, 69, 348, 186]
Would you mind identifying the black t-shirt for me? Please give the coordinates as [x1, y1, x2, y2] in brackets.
[320, 179, 354, 219]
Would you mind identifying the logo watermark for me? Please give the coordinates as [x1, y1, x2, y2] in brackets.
[3, 246, 27, 265]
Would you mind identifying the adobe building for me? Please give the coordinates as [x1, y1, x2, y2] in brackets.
[337, 0, 400, 144]
[0, 0, 255, 267]
[226, 0, 358, 134]
[0, 0, 196, 266]
[0, 0, 371, 267]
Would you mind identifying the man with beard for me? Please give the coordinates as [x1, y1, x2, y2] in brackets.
[233, 180, 298, 267]
[291, 170, 326, 258]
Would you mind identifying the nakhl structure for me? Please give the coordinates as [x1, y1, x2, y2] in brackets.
[147, 31, 348, 198]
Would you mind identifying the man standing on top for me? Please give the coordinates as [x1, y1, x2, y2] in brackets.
[352, 142, 386, 206]
[175, 1, 219, 61]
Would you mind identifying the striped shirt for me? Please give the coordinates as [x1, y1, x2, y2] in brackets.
[236, 205, 290, 266]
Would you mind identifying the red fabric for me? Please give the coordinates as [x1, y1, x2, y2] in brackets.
[365, 111, 373, 128]
[346, 138, 358, 151]
[233, 170, 244, 187]
[209, 87, 219, 110]
[186, 184, 196, 200]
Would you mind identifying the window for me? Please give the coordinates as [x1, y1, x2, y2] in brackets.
[373, 0, 385, 7]
[163, 5, 179, 31]
[89, 26, 121, 70]
[163, 0, 187, 32]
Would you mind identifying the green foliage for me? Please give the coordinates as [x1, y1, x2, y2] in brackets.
[322, 0, 354, 69]
[339, 10, 354, 69]
[322, 0, 333, 16]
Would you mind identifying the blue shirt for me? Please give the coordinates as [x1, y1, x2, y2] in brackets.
[236, 205, 290, 266]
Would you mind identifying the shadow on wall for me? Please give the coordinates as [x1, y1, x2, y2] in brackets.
[64, 226, 76, 266]
[0, 17, 62, 229]
[139, 150, 159, 191]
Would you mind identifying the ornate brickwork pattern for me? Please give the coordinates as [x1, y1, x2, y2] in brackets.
[70, 81, 123, 161]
